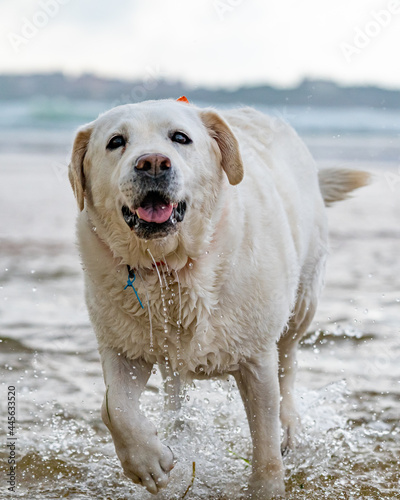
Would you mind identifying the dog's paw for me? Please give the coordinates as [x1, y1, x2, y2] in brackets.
[247, 461, 285, 499]
[247, 476, 285, 499]
[280, 408, 300, 454]
[117, 436, 175, 495]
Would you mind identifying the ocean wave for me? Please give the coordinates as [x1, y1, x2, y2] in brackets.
[1, 99, 400, 136]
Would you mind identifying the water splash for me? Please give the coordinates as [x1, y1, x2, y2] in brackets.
[147, 249, 171, 379]
[137, 269, 153, 352]
[174, 269, 183, 369]
[3, 343, 399, 500]
[160, 260, 170, 291]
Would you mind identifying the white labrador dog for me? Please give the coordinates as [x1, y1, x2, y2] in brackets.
[69, 99, 368, 499]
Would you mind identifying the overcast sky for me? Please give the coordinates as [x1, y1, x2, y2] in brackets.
[0, 0, 399, 89]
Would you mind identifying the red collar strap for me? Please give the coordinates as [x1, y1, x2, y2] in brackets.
[152, 261, 166, 267]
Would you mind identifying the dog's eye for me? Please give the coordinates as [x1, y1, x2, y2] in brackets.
[107, 135, 126, 150]
[170, 131, 192, 145]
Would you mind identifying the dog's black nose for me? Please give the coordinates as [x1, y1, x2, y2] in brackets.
[134, 154, 171, 178]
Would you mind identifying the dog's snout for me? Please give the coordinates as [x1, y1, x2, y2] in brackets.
[134, 154, 171, 178]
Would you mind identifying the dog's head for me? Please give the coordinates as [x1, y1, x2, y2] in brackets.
[69, 99, 243, 264]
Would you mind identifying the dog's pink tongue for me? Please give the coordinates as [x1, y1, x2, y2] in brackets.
[137, 203, 173, 223]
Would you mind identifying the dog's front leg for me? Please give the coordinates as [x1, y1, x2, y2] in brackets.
[100, 346, 175, 494]
[234, 348, 285, 499]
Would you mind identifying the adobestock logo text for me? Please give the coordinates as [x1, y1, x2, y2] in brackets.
[8, 0, 71, 53]
[340, 1, 400, 62]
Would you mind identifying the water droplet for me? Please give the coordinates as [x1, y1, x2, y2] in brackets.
[188, 262, 193, 269]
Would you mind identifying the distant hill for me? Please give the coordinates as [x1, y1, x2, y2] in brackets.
[0, 72, 399, 108]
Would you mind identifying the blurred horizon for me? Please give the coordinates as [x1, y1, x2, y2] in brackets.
[1, 69, 400, 93]
[1, 71, 399, 109]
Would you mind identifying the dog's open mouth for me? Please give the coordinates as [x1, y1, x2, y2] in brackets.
[122, 191, 186, 238]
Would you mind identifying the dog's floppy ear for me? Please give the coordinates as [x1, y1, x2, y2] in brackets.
[200, 110, 244, 185]
[68, 124, 94, 211]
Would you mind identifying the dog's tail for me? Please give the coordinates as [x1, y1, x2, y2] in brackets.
[318, 168, 370, 207]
